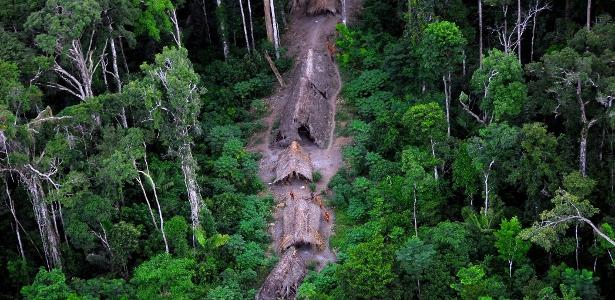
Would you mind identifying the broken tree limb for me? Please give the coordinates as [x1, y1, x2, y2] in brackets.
[265, 52, 285, 87]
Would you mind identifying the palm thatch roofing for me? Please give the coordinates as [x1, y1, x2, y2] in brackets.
[292, 0, 338, 15]
[274, 141, 314, 183]
[278, 49, 334, 148]
[280, 197, 323, 251]
[256, 246, 307, 300]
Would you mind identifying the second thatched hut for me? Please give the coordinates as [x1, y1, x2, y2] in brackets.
[274, 141, 314, 183]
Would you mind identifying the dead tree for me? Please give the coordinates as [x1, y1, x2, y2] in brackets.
[46, 31, 106, 101]
[491, 2, 549, 57]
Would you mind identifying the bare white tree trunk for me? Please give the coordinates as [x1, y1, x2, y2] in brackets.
[431, 138, 438, 180]
[179, 144, 203, 247]
[24, 174, 62, 269]
[483, 160, 495, 215]
[201, 0, 212, 43]
[270, 0, 281, 59]
[530, 2, 538, 61]
[442, 73, 451, 137]
[135, 147, 169, 253]
[108, 25, 122, 93]
[5, 183, 26, 260]
[247, 0, 255, 50]
[517, 0, 522, 63]
[342, 0, 347, 25]
[586, 0, 591, 30]
[479, 0, 483, 67]
[413, 184, 418, 237]
[238, 0, 251, 53]
[575, 223, 580, 269]
[216, 0, 230, 59]
[170, 8, 182, 47]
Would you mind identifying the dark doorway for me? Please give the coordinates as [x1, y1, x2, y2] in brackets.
[298, 125, 315, 144]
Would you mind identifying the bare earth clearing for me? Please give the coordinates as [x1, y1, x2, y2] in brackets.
[247, 1, 359, 299]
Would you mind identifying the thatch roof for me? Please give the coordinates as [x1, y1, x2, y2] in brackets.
[274, 141, 313, 183]
[292, 0, 338, 15]
[280, 197, 323, 251]
[278, 48, 335, 148]
[256, 246, 307, 300]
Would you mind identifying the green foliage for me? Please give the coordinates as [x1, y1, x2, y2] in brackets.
[520, 190, 600, 251]
[338, 235, 395, 298]
[494, 217, 530, 275]
[21, 269, 74, 300]
[418, 21, 466, 78]
[451, 265, 505, 300]
[134, 0, 176, 41]
[131, 254, 196, 300]
[470, 49, 528, 121]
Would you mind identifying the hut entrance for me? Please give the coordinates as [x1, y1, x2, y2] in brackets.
[298, 125, 315, 145]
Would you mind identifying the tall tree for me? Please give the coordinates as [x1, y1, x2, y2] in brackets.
[494, 216, 530, 277]
[128, 47, 204, 245]
[418, 21, 466, 137]
[460, 48, 527, 124]
[26, 0, 104, 101]
[467, 123, 519, 215]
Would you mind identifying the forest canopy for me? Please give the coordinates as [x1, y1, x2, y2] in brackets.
[0, 0, 614, 299]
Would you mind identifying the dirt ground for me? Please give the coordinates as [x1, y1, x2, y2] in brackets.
[249, 1, 361, 299]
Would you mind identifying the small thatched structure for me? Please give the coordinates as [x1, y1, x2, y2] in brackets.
[280, 197, 323, 251]
[292, 0, 338, 15]
[256, 246, 307, 300]
[274, 141, 313, 183]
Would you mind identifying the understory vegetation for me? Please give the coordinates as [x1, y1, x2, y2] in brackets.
[298, 0, 615, 299]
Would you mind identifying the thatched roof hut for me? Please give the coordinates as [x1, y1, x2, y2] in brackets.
[292, 0, 338, 15]
[256, 246, 307, 300]
[280, 197, 323, 251]
[278, 48, 335, 148]
[274, 141, 313, 183]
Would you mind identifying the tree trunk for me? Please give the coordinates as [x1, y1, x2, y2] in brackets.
[442, 73, 451, 137]
[201, 0, 212, 43]
[342, 0, 347, 25]
[136, 149, 169, 253]
[413, 183, 418, 237]
[238, 0, 251, 52]
[5, 183, 26, 260]
[509, 260, 513, 278]
[478, 0, 483, 67]
[270, 0, 281, 59]
[483, 160, 494, 215]
[108, 24, 122, 93]
[586, 0, 591, 30]
[530, 4, 538, 61]
[247, 0, 255, 50]
[517, 0, 522, 63]
[216, 0, 230, 59]
[179, 144, 203, 247]
[580, 125, 589, 177]
[24, 174, 62, 269]
[431, 138, 438, 180]
[169, 8, 182, 47]
[575, 223, 580, 269]
[264, 0, 274, 42]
